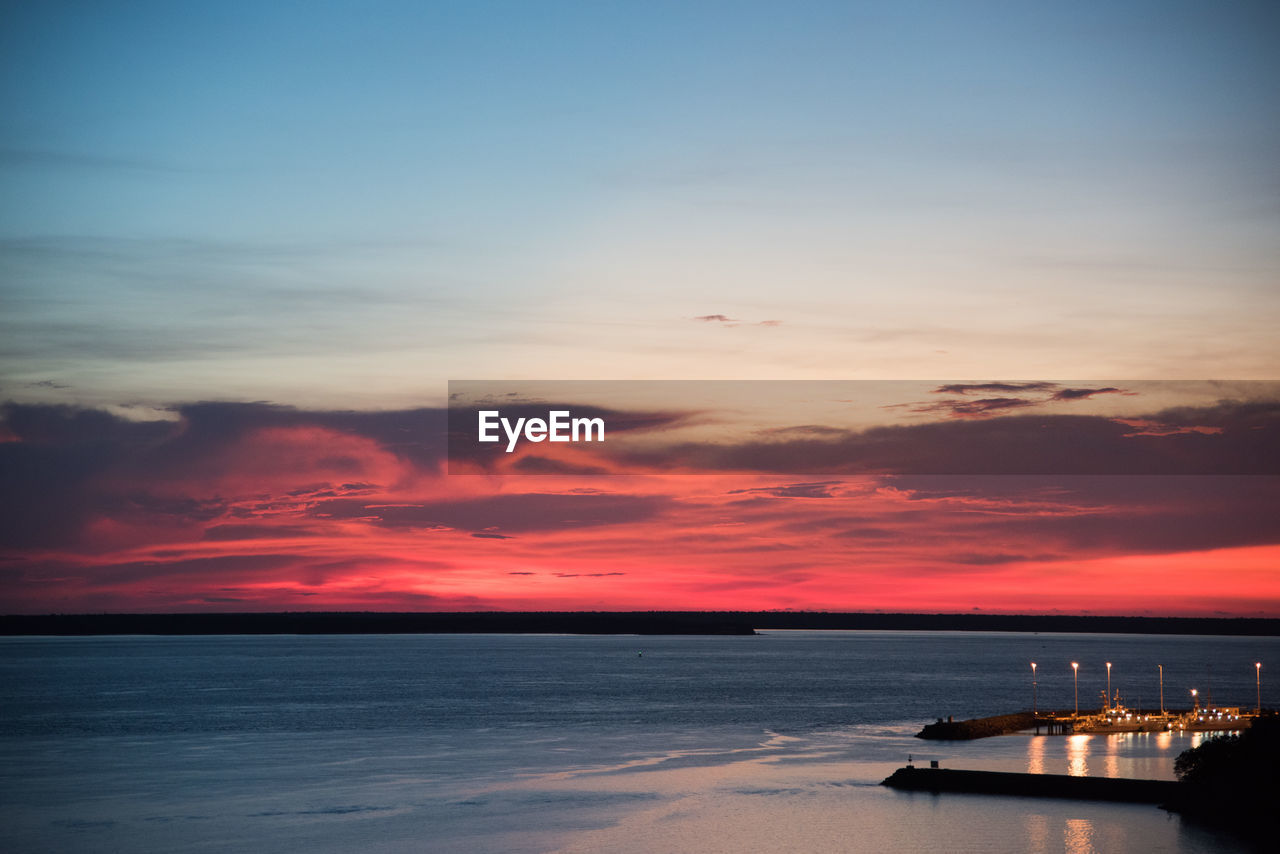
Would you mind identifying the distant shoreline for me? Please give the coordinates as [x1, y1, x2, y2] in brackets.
[2, 611, 1278, 636]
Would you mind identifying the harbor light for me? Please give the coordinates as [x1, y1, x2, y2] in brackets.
[1191, 688, 1198, 713]
[1106, 662, 1112, 712]
[1258, 663, 1263, 715]
[1031, 662, 1037, 715]
[1158, 664, 1164, 715]
[1072, 662, 1079, 717]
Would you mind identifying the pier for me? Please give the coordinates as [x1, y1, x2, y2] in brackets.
[917, 708, 1254, 739]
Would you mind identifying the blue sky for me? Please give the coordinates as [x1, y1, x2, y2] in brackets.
[3, 0, 1278, 410]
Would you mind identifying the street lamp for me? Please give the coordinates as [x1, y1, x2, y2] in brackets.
[1031, 662, 1037, 715]
[1257, 663, 1263, 715]
[1158, 664, 1164, 715]
[1072, 662, 1079, 717]
[1191, 688, 1198, 713]
[1106, 662, 1112, 712]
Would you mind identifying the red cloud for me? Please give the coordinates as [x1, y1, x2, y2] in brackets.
[2, 402, 1277, 616]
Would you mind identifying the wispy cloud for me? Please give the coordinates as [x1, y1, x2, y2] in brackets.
[934, 382, 1057, 395]
[887, 382, 1132, 419]
[727, 481, 843, 499]
[1052, 387, 1126, 401]
[906, 396, 1041, 418]
[691, 315, 781, 327]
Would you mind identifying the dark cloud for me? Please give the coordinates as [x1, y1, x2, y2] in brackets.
[123, 494, 228, 522]
[203, 524, 322, 541]
[283, 482, 381, 500]
[0, 401, 447, 550]
[471, 532, 514, 539]
[511, 456, 610, 475]
[1, 402, 174, 446]
[831, 526, 898, 540]
[906, 397, 1041, 418]
[615, 399, 1280, 475]
[899, 383, 1130, 418]
[0, 403, 175, 548]
[947, 552, 1051, 565]
[1006, 477, 1280, 556]
[1052, 386, 1124, 401]
[890, 475, 1280, 558]
[167, 402, 448, 469]
[553, 572, 625, 578]
[1145, 399, 1278, 429]
[691, 315, 780, 326]
[727, 481, 843, 499]
[1113, 419, 1219, 438]
[934, 382, 1057, 395]
[756, 424, 848, 437]
[310, 493, 670, 534]
[89, 554, 303, 586]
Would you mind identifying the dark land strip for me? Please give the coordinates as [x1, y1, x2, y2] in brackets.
[2, 611, 1278, 636]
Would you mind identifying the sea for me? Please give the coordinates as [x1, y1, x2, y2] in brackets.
[1, 630, 1275, 853]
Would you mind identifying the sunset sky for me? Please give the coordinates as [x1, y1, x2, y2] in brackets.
[2, 1, 1278, 615]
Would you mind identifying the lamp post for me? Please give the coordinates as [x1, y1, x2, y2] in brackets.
[1191, 688, 1198, 713]
[1106, 662, 1112, 712]
[1072, 662, 1079, 717]
[1158, 665, 1164, 715]
[1031, 662, 1037, 715]
[1258, 663, 1263, 715]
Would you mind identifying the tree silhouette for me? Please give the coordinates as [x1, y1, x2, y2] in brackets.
[1169, 714, 1280, 841]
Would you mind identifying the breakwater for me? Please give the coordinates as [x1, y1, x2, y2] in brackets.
[916, 712, 1040, 739]
[882, 766, 1179, 804]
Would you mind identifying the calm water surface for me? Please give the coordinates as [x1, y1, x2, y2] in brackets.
[2, 631, 1275, 853]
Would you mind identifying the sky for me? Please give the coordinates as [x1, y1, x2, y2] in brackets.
[1, 1, 1278, 615]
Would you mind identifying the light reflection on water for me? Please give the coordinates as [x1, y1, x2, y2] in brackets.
[1025, 813, 1049, 851]
[1011, 730, 1220, 781]
[1027, 733, 1045, 774]
[1104, 735, 1120, 778]
[1064, 818, 1095, 854]
[1067, 733, 1091, 777]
